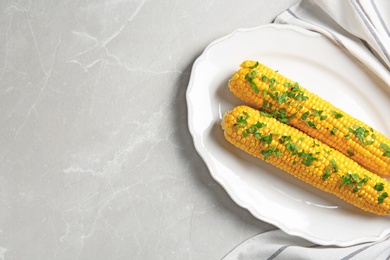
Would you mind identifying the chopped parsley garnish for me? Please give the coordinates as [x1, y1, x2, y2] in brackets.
[262, 100, 269, 110]
[322, 159, 338, 181]
[254, 122, 267, 129]
[278, 135, 292, 144]
[340, 173, 369, 193]
[245, 71, 259, 94]
[305, 120, 317, 129]
[291, 83, 300, 92]
[331, 111, 343, 119]
[349, 125, 372, 144]
[310, 109, 323, 117]
[322, 168, 332, 181]
[278, 92, 288, 105]
[261, 75, 277, 85]
[286, 142, 300, 155]
[266, 91, 276, 100]
[235, 111, 249, 128]
[374, 183, 385, 192]
[259, 134, 274, 145]
[248, 62, 259, 69]
[298, 152, 318, 166]
[260, 108, 296, 124]
[330, 159, 338, 172]
[261, 147, 282, 160]
[260, 111, 273, 118]
[301, 112, 309, 120]
[294, 91, 308, 101]
[330, 127, 338, 135]
[274, 109, 296, 124]
[244, 122, 267, 137]
[378, 192, 388, 204]
[347, 150, 355, 156]
[380, 143, 390, 157]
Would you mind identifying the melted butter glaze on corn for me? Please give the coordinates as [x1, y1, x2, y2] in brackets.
[229, 60, 390, 176]
[222, 105, 390, 215]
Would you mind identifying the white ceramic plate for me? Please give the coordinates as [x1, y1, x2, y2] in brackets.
[186, 24, 390, 246]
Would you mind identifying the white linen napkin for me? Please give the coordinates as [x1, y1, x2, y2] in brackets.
[275, 0, 390, 86]
[223, 230, 390, 260]
[223, 0, 390, 259]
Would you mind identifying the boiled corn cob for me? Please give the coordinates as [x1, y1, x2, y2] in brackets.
[222, 105, 390, 215]
[229, 60, 390, 176]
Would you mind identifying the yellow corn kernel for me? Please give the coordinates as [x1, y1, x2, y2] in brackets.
[222, 105, 390, 215]
[229, 60, 390, 176]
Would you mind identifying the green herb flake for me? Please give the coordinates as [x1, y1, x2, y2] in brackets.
[260, 134, 273, 145]
[260, 111, 273, 118]
[374, 183, 385, 192]
[349, 125, 371, 144]
[278, 92, 288, 105]
[261, 147, 282, 160]
[248, 61, 259, 69]
[279, 135, 292, 144]
[378, 192, 388, 204]
[298, 152, 318, 166]
[322, 168, 332, 181]
[254, 122, 267, 129]
[330, 127, 338, 135]
[292, 83, 300, 92]
[305, 120, 317, 129]
[273, 109, 296, 124]
[310, 109, 323, 117]
[245, 72, 259, 94]
[254, 132, 261, 139]
[235, 111, 249, 128]
[262, 100, 268, 110]
[347, 150, 355, 156]
[340, 173, 369, 193]
[379, 143, 390, 157]
[330, 159, 338, 172]
[286, 142, 300, 154]
[267, 91, 276, 100]
[295, 92, 308, 101]
[301, 112, 309, 120]
[331, 111, 343, 119]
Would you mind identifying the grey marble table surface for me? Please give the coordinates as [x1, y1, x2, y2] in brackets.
[0, 0, 299, 259]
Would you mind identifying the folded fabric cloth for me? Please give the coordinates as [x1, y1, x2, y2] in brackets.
[223, 0, 390, 259]
[223, 229, 390, 260]
[275, 0, 390, 86]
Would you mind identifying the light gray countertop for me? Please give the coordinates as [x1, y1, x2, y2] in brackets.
[0, 0, 299, 259]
